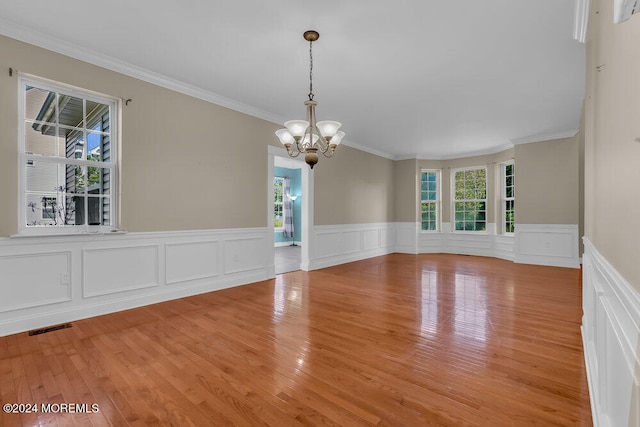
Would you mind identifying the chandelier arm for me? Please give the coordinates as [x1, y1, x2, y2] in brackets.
[320, 145, 337, 158]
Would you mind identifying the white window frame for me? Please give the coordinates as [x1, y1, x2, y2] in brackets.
[501, 161, 515, 235]
[420, 169, 440, 232]
[273, 176, 285, 232]
[18, 74, 119, 235]
[451, 166, 488, 233]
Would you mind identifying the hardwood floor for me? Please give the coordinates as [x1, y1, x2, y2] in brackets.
[0, 254, 592, 426]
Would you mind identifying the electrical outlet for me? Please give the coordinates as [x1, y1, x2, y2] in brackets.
[59, 272, 70, 285]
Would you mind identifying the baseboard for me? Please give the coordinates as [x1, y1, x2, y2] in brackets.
[274, 241, 301, 247]
[582, 237, 640, 427]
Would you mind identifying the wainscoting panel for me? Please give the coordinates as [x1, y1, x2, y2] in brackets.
[311, 223, 395, 270]
[315, 229, 342, 260]
[445, 232, 495, 256]
[0, 228, 271, 337]
[166, 241, 220, 285]
[515, 224, 580, 268]
[494, 235, 515, 261]
[342, 231, 362, 255]
[83, 245, 160, 298]
[223, 236, 267, 275]
[395, 222, 418, 254]
[0, 252, 71, 313]
[582, 238, 640, 427]
[363, 229, 379, 252]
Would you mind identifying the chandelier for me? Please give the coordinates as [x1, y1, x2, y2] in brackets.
[275, 30, 345, 169]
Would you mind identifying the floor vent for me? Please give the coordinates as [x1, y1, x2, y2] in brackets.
[28, 323, 72, 336]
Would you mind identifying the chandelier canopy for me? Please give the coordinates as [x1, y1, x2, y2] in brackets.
[275, 30, 344, 169]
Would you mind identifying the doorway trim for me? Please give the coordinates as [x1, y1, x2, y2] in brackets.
[268, 145, 314, 274]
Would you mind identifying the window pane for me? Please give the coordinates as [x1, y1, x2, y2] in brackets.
[24, 123, 65, 157]
[87, 131, 107, 162]
[65, 165, 86, 194]
[58, 95, 84, 128]
[26, 194, 56, 226]
[26, 161, 59, 192]
[25, 87, 56, 123]
[64, 195, 83, 225]
[62, 128, 85, 160]
[86, 100, 110, 126]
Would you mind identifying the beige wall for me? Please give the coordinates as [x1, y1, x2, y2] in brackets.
[514, 137, 579, 225]
[393, 159, 420, 223]
[585, 0, 640, 290]
[0, 35, 280, 234]
[313, 145, 395, 225]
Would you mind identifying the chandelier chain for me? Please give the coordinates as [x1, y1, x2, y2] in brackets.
[308, 39, 314, 101]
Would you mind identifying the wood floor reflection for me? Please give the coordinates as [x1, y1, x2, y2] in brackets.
[0, 254, 592, 426]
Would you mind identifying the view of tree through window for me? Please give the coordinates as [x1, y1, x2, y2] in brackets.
[21, 77, 117, 232]
[453, 167, 487, 232]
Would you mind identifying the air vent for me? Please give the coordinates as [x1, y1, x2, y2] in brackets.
[28, 323, 72, 336]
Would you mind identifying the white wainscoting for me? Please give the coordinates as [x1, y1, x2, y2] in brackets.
[0, 228, 271, 337]
[582, 238, 640, 427]
[417, 223, 515, 262]
[395, 222, 419, 254]
[310, 223, 397, 270]
[515, 224, 580, 268]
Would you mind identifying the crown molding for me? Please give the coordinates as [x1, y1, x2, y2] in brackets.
[0, 17, 285, 125]
[340, 139, 396, 160]
[511, 129, 579, 145]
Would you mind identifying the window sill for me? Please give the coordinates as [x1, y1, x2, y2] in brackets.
[11, 229, 127, 239]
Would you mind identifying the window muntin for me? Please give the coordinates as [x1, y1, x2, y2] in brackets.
[502, 162, 515, 234]
[452, 167, 487, 232]
[274, 177, 284, 231]
[420, 170, 439, 231]
[19, 76, 118, 233]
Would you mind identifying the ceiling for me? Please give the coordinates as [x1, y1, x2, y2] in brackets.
[0, 0, 585, 160]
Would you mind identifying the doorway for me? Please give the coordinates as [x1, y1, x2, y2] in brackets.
[268, 146, 313, 275]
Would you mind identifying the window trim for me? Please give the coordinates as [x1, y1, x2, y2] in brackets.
[450, 165, 488, 234]
[501, 160, 515, 235]
[420, 169, 440, 233]
[18, 74, 120, 236]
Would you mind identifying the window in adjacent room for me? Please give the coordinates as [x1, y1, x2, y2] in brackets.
[19, 75, 119, 234]
[452, 167, 487, 232]
[274, 177, 284, 231]
[420, 170, 440, 231]
[502, 161, 515, 234]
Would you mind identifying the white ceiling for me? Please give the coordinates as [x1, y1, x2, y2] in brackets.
[0, 0, 585, 160]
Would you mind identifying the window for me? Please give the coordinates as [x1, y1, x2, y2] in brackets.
[502, 161, 515, 234]
[274, 177, 284, 230]
[20, 76, 118, 233]
[420, 170, 439, 231]
[452, 167, 487, 232]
